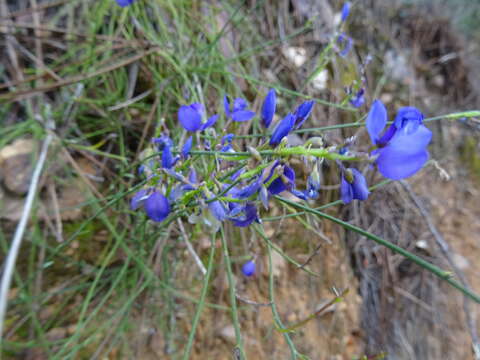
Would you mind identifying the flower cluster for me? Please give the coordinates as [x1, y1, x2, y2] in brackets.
[128, 3, 431, 223]
[130, 89, 432, 222]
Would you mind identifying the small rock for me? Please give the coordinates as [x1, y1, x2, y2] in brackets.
[282, 46, 307, 67]
[219, 325, 236, 344]
[452, 253, 469, 270]
[311, 69, 329, 90]
[0, 139, 38, 196]
[2, 153, 34, 195]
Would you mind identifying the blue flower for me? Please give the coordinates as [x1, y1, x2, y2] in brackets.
[337, 33, 353, 57]
[306, 170, 321, 199]
[293, 101, 314, 129]
[152, 135, 173, 150]
[340, 168, 369, 204]
[224, 96, 256, 122]
[178, 103, 218, 132]
[116, 0, 135, 7]
[269, 113, 295, 147]
[349, 88, 365, 108]
[208, 199, 228, 222]
[144, 191, 171, 222]
[181, 136, 193, 158]
[341, 2, 351, 22]
[220, 133, 235, 153]
[229, 203, 259, 227]
[261, 89, 276, 128]
[266, 164, 296, 194]
[241, 260, 256, 277]
[230, 172, 264, 199]
[366, 100, 432, 180]
[221, 133, 235, 144]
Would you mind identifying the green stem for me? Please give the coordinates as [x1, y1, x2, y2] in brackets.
[182, 233, 216, 360]
[264, 225, 302, 360]
[220, 227, 245, 359]
[187, 147, 360, 162]
[294, 110, 480, 134]
[263, 179, 392, 222]
[274, 196, 480, 304]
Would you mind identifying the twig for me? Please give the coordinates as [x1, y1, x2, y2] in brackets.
[0, 131, 53, 343]
[177, 219, 206, 276]
[299, 242, 323, 269]
[235, 294, 271, 307]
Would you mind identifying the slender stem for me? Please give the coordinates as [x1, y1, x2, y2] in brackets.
[264, 225, 300, 360]
[187, 147, 360, 162]
[220, 227, 245, 359]
[182, 233, 216, 360]
[294, 110, 480, 134]
[274, 196, 480, 304]
[263, 179, 392, 222]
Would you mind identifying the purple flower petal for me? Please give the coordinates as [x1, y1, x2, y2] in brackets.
[230, 203, 259, 227]
[337, 34, 353, 57]
[293, 101, 314, 129]
[144, 191, 170, 222]
[178, 105, 202, 132]
[200, 114, 219, 130]
[341, 2, 350, 22]
[162, 145, 173, 169]
[222, 133, 235, 144]
[349, 88, 365, 108]
[231, 110, 256, 122]
[232, 172, 263, 199]
[290, 188, 308, 200]
[230, 168, 245, 181]
[350, 168, 369, 200]
[261, 89, 276, 129]
[130, 189, 149, 210]
[208, 200, 228, 222]
[224, 96, 231, 117]
[116, 0, 135, 7]
[267, 165, 296, 194]
[269, 113, 295, 147]
[191, 103, 205, 114]
[376, 125, 432, 180]
[152, 135, 173, 149]
[182, 136, 193, 158]
[340, 175, 353, 204]
[188, 168, 198, 184]
[394, 106, 424, 134]
[233, 98, 247, 112]
[366, 100, 387, 144]
[241, 260, 256, 277]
